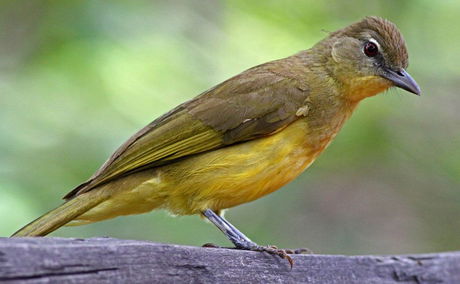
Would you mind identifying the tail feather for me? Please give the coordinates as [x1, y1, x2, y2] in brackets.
[11, 192, 108, 237]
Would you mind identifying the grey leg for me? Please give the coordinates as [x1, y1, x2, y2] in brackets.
[202, 209, 294, 267]
[202, 209, 257, 249]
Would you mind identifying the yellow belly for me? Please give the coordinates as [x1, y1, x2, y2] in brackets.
[73, 119, 321, 224]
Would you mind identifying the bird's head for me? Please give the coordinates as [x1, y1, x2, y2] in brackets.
[319, 16, 420, 101]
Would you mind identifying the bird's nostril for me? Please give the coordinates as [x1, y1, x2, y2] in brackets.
[396, 70, 404, 77]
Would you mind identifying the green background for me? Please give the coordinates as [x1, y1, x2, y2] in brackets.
[1, 0, 459, 255]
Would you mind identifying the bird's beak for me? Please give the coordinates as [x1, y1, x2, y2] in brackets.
[381, 68, 421, 95]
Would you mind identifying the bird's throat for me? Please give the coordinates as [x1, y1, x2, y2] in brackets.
[344, 76, 392, 101]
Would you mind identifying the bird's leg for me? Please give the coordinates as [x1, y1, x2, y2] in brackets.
[202, 209, 294, 267]
[202, 209, 257, 249]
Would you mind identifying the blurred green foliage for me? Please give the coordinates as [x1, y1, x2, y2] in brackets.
[1, 0, 459, 254]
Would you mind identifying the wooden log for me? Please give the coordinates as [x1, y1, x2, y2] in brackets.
[0, 237, 459, 283]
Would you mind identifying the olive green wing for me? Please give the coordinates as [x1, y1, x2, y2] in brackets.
[65, 60, 310, 199]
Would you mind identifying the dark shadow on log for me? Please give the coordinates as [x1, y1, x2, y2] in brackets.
[0, 237, 459, 283]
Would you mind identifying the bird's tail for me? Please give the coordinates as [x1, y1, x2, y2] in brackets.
[11, 191, 109, 237]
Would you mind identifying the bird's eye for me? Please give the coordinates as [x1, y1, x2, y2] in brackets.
[363, 41, 379, 57]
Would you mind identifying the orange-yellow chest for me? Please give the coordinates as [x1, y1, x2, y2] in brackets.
[160, 99, 356, 215]
[158, 119, 312, 214]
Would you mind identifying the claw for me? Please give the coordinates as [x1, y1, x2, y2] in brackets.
[250, 246, 294, 269]
[201, 210, 298, 269]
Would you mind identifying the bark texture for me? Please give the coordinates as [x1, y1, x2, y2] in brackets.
[0, 237, 459, 283]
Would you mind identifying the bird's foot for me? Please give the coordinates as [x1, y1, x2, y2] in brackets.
[200, 209, 309, 268]
[202, 242, 311, 268]
[248, 244, 295, 268]
[203, 243, 311, 252]
[244, 245, 313, 268]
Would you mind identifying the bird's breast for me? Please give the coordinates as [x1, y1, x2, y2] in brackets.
[158, 115, 348, 215]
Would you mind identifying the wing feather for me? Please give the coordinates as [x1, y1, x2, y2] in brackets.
[65, 59, 310, 199]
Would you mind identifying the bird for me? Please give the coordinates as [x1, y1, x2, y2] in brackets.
[12, 16, 420, 264]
